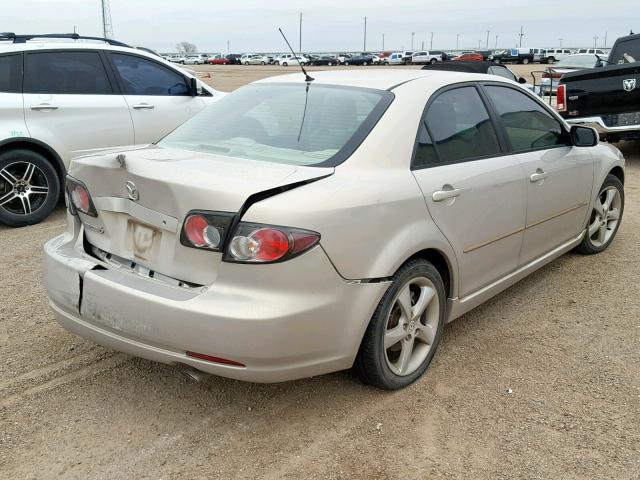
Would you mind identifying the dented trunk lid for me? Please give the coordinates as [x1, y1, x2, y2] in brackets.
[68, 145, 332, 286]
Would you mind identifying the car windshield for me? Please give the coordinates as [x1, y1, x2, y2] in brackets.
[159, 83, 392, 166]
[556, 55, 598, 68]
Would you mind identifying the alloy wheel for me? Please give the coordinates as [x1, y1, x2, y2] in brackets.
[384, 277, 440, 376]
[587, 186, 622, 247]
[0, 161, 50, 216]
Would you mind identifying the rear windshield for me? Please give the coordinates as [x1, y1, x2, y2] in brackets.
[159, 83, 392, 166]
[611, 39, 640, 64]
[556, 55, 598, 68]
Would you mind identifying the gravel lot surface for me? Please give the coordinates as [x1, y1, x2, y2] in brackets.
[1, 65, 638, 479]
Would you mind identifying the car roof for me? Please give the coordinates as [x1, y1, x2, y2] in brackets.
[255, 68, 505, 91]
[421, 60, 502, 74]
[0, 40, 159, 59]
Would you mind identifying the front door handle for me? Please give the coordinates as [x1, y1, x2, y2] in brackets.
[530, 169, 549, 183]
[432, 187, 462, 202]
[30, 104, 58, 111]
[132, 103, 155, 110]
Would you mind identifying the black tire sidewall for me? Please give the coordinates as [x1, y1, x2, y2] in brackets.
[356, 259, 446, 390]
[0, 149, 60, 227]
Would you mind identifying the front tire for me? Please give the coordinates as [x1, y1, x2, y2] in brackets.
[355, 259, 446, 390]
[0, 149, 60, 227]
[282, 62, 288, 67]
[430, 58, 437, 64]
[575, 174, 624, 254]
[521, 58, 530, 64]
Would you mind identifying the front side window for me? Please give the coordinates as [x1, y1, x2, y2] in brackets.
[0, 54, 21, 93]
[485, 85, 568, 152]
[419, 86, 501, 166]
[23, 51, 111, 94]
[159, 83, 392, 166]
[111, 53, 190, 96]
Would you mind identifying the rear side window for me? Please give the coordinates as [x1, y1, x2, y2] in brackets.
[111, 53, 190, 96]
[419, 86, 501, 166]
[24, 51, 112, 94]
[0, 54, 21, 93]
[485, 86, 569, 152]
[488, 65, 516, 81]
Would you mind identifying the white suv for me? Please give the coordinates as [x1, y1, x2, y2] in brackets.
[275, 53, 309, 66]
[0, 33, 221, 226]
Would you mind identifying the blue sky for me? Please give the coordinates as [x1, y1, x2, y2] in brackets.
[3, 0, 637, 53]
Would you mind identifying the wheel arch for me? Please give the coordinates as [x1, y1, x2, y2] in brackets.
[403, 248, 454, 299]
[0, 137, 65, 189]
[609, 165, 624, 184]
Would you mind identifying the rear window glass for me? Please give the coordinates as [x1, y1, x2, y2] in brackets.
[24, 51, 112, 94]
[159, 83, 392, 166]
[0, 54, 21, 92]
[611, 39, 640, 64]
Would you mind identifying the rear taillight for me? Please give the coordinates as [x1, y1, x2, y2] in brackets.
[557, 84, 567, 112]
[542, 70, 562, 79]
[226, 223, 320, 263]
[66, 176, 97, 217]
[180, 211, 235, 251]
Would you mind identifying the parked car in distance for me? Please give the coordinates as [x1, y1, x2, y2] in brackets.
[401, 51, 415, 64]
[576, 48, 609, 56]
[44, 69, 624, 391]
[0, 33, 222, 226]
[241, 54, 268, 65]
[275, 53, 309, 66]
[454, 52, 484, 61]
[184, 54, 208, 65]
[410, 50, 445, 64]
[421, 60, 531, 89]
[337, 53, 352, 65]
[537, 54, 604, 95]
[541, 48, 573, 64]
[168, 54, 186, 64]
[206, 54, 230, 65]
[344, 54, 377, 65]
[385, 52, 405, 65]
[558, 32, 640, 142]
[310, 55, 338, 66]
[225, 54, 243, 65]
[491, 48, 539, 64]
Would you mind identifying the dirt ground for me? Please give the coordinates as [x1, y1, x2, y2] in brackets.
[1, 65, 639, 480]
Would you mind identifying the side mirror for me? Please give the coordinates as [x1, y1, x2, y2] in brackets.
[518, 77, 527, 84]
[570, 125, 598, 147]
[189, 77, 201, 97]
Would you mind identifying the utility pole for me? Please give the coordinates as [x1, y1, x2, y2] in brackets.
[486, 30, 490, 49]
[227, 40, 230, 54]
[558, 38, 563, 48]
[495, 35, 498, 48]
[299, 12, 303, 53]
[478, 39, 481, 49]
[73, 25, 77, 34]
[411, 32, 415, 50]
[100, 0, 113, 39]
[456, 33, 460, 50]
[604, 31, 608, 47]
[421, 40, 425, 50]
[518, 25, 524, 47]
[594, 35, 598, 47]
[363, 16, 367, 51]
[430, 32, 433, 50]
[382, 33, 385, 51]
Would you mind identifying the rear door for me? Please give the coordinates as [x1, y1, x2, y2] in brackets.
[22, 50, 134, 166]
[482, 84, 593, 264]
[107, 52, 207, 145]
[411, 84, 527, 297]
[0, 53, 27, 140]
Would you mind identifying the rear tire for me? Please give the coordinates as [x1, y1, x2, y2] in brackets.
[0, 149, 60, 227]
[430, 58, 437, 64]
[522, 58, 530, 64]
[355, 259, 446, 390]
[575, 174, 624, 255]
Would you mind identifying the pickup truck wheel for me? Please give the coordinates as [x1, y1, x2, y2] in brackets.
[576, 174, 624, 255]
[521, 58, 530, 64]
[282, 62, 288, 66]
[547, 57, 556, 64]
[0, 149, 60, 227]
[355, 259, 445, 390]
[430, 58, 437, 64]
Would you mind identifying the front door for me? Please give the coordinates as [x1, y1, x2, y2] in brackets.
[411, 85, 528, 298]
[108, 52, 207, 145]
[482, 84, 594, 265]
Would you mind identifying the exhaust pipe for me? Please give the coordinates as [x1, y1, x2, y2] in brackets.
[178, 363, 206, 382]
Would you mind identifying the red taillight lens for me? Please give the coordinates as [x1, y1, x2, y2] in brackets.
[557, 84, 567, 112]
[66, 176, 98, 217]
[180, 211, 235, 251]
[226, 223, 320, 263]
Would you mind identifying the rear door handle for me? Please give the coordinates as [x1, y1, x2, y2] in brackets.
[30, 104, 58, 111]
[432, 187, 462, 202]
[132, 103, 155, 110]
[529, 169, 549, 183]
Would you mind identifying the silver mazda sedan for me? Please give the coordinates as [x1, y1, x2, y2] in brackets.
[44, 70, 625, 389]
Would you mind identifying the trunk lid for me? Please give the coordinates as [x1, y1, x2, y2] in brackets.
[69, 145, 333, 285]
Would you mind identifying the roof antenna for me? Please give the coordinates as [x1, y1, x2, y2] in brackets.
[278, 27, 314, 82]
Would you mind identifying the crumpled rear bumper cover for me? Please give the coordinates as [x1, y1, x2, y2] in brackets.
[43, 225, 389, 383]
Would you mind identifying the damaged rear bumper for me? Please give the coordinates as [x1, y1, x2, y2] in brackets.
[43, 220, 389, 383]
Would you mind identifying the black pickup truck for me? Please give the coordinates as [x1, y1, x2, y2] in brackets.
[558, 32, 640, 142]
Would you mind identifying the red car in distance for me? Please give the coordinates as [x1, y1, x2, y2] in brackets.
[206, 55, 231, 65]
[454, 52, 484, 61]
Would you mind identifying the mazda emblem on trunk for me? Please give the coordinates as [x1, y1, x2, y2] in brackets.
[623, 78, 636, 92]
[126, 181, 139, 201]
